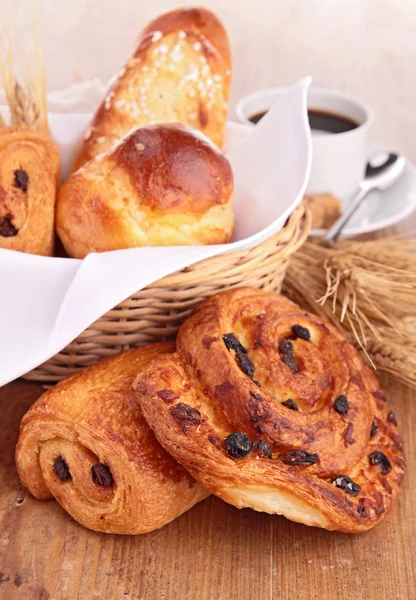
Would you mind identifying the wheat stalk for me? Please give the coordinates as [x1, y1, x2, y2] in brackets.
[0, 0, 48, 132]
[283, 234, 416, 388]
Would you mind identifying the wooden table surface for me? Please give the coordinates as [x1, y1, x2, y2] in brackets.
[1, 2, 416, 599]
[1, 368, 415, 600]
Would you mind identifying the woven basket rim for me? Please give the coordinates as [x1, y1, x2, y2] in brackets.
[148, 202, 309, 288]
[23, 202, 311, 383]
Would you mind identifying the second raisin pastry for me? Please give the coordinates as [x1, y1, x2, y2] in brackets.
[16, 344, 209, 535]
[73, 7, 231, 169]
[0, 126, 60, 256]
[57, 123, 234, 258]
[134, 288, 405, 533]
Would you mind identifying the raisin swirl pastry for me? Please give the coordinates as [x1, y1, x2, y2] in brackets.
[0, 126, 60, 256]
[134, 288, 405, 533]
[16, 344, 208, 534]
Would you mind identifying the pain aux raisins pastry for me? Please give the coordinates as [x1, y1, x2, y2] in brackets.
[72, 7, 231, 170]
[0, 126, 60, 256]
[134, 287, 405, 533]
[16, 344, 208, 534]
[56, 123, 234, 258]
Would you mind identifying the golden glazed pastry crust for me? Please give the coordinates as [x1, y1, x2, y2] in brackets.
[0, 126, 60, 256]
[16, 344, 208, 534]
[72, 7, 231, 170]
[56, 124, 234, 258]
[134, 288, 405, 533]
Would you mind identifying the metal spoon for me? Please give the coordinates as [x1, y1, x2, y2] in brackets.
[323, 152, 406, 244]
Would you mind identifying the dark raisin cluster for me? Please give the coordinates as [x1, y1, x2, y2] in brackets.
[222, 333, 247, 354]
[331, 474, 361, 496]
[278, 339, 300, 373]
[236, 353, 255, 379]
[225, 432, 252, 458]
[334, 395, 349, 414]
[92, 464, 114, 487]
[53, 456, 71, 482]
[222, 333, 255, 379]
[0, 214, 18, 237]
[279, 450, 319, 466]
[282, 399, 299, 411]
[14, 169, 29, 192]
[369, 451, 392, 474]
[292, 324, 311, 341]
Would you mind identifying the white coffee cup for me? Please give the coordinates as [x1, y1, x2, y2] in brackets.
[235, 86, 373, 199]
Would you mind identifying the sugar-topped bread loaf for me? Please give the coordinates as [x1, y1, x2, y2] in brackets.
[72, 7, 231, 170]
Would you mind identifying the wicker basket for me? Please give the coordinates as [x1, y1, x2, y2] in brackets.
[24, 202, 310, 382]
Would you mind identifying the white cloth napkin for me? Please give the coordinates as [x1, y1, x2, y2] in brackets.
[0, 77, 312, 385]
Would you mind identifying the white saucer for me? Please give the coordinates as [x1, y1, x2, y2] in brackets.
[309, 144, 416, 237]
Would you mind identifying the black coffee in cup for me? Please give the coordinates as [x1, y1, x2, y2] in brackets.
[250, 108, 359, 134]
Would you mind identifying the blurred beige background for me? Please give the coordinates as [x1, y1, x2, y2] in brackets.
[2, 0, 416, 158]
